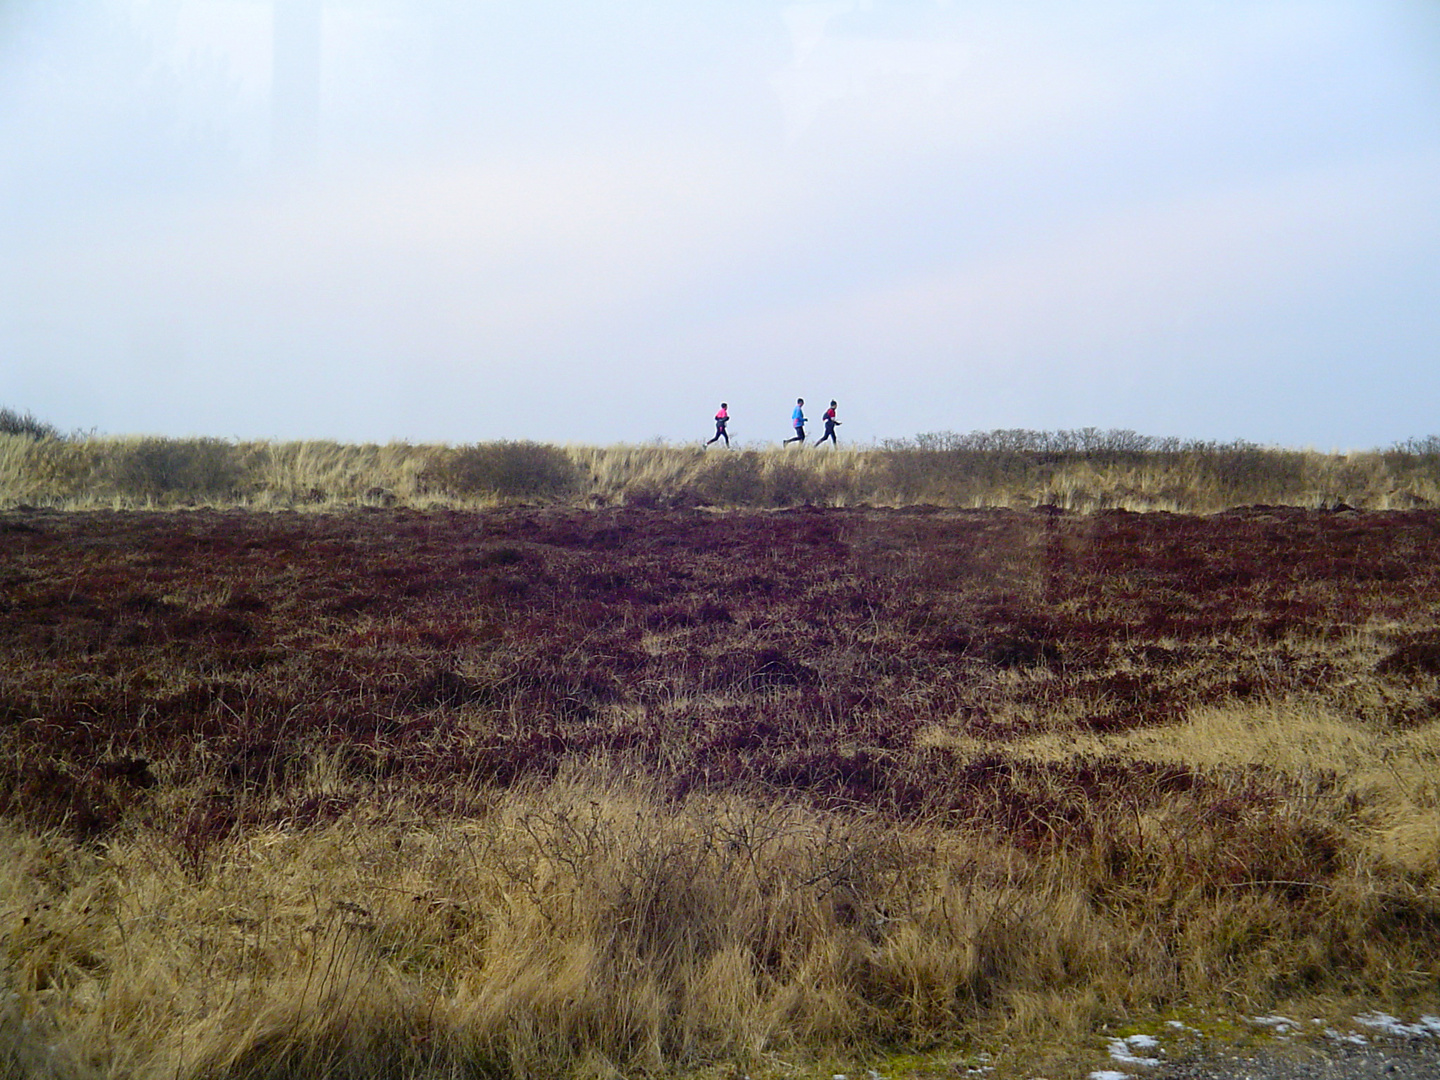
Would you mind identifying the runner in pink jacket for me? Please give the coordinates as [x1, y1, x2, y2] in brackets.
[706, 403, 730, 446]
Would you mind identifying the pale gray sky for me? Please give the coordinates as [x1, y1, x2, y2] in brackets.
[3, 1, 1439, 447]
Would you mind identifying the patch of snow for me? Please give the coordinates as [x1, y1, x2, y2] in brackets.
[1325, 1029, 1369, 1045]
[1354, 1013, 1440, 1039]
[1249, 1015, 1299, 1035]
[1089, 1071, 1133, 1080]
[1107, 1036, 1162, 1068]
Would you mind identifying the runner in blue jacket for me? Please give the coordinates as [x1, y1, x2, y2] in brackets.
[783, 398, 806, 445]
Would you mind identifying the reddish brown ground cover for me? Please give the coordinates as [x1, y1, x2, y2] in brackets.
[2, 505, 1437, 863]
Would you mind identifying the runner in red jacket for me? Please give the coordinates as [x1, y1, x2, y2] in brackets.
[816, 400, 841, 447]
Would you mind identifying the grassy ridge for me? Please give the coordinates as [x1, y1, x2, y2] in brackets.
[5, 429, 1440, 511]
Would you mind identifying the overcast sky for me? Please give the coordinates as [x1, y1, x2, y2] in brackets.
[3, 1, 1439, 448]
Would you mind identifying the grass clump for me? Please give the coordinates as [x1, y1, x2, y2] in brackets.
[423, 441, 581, 502]
[101, 437, 248, 503]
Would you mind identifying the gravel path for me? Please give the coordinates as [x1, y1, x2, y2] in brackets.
[1089, 1015, 1440, 1080]
[1155, 1039, 1440, 1080]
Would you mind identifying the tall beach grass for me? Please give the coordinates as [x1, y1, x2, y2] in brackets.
[4, 428, 1440, 511]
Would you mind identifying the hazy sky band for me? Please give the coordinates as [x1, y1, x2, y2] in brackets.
[3, 2, 1439, 447]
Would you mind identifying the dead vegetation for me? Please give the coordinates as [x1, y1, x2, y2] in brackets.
[0, 505, 1437, 1079]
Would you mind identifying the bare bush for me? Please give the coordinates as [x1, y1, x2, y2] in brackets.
[0, 408, 60, 441]
[425, 441, 580, 501]
[692, 451, 765, 506]
[102, 437, 247, 502]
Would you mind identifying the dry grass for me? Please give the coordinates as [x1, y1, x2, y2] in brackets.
[5, 757, 1439, 1080]
[1, 505, 1438, 1079]
[6, 430, 1440, 512]
[919, 703, 1440, 874]
[4, 762, 1433, 1080]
